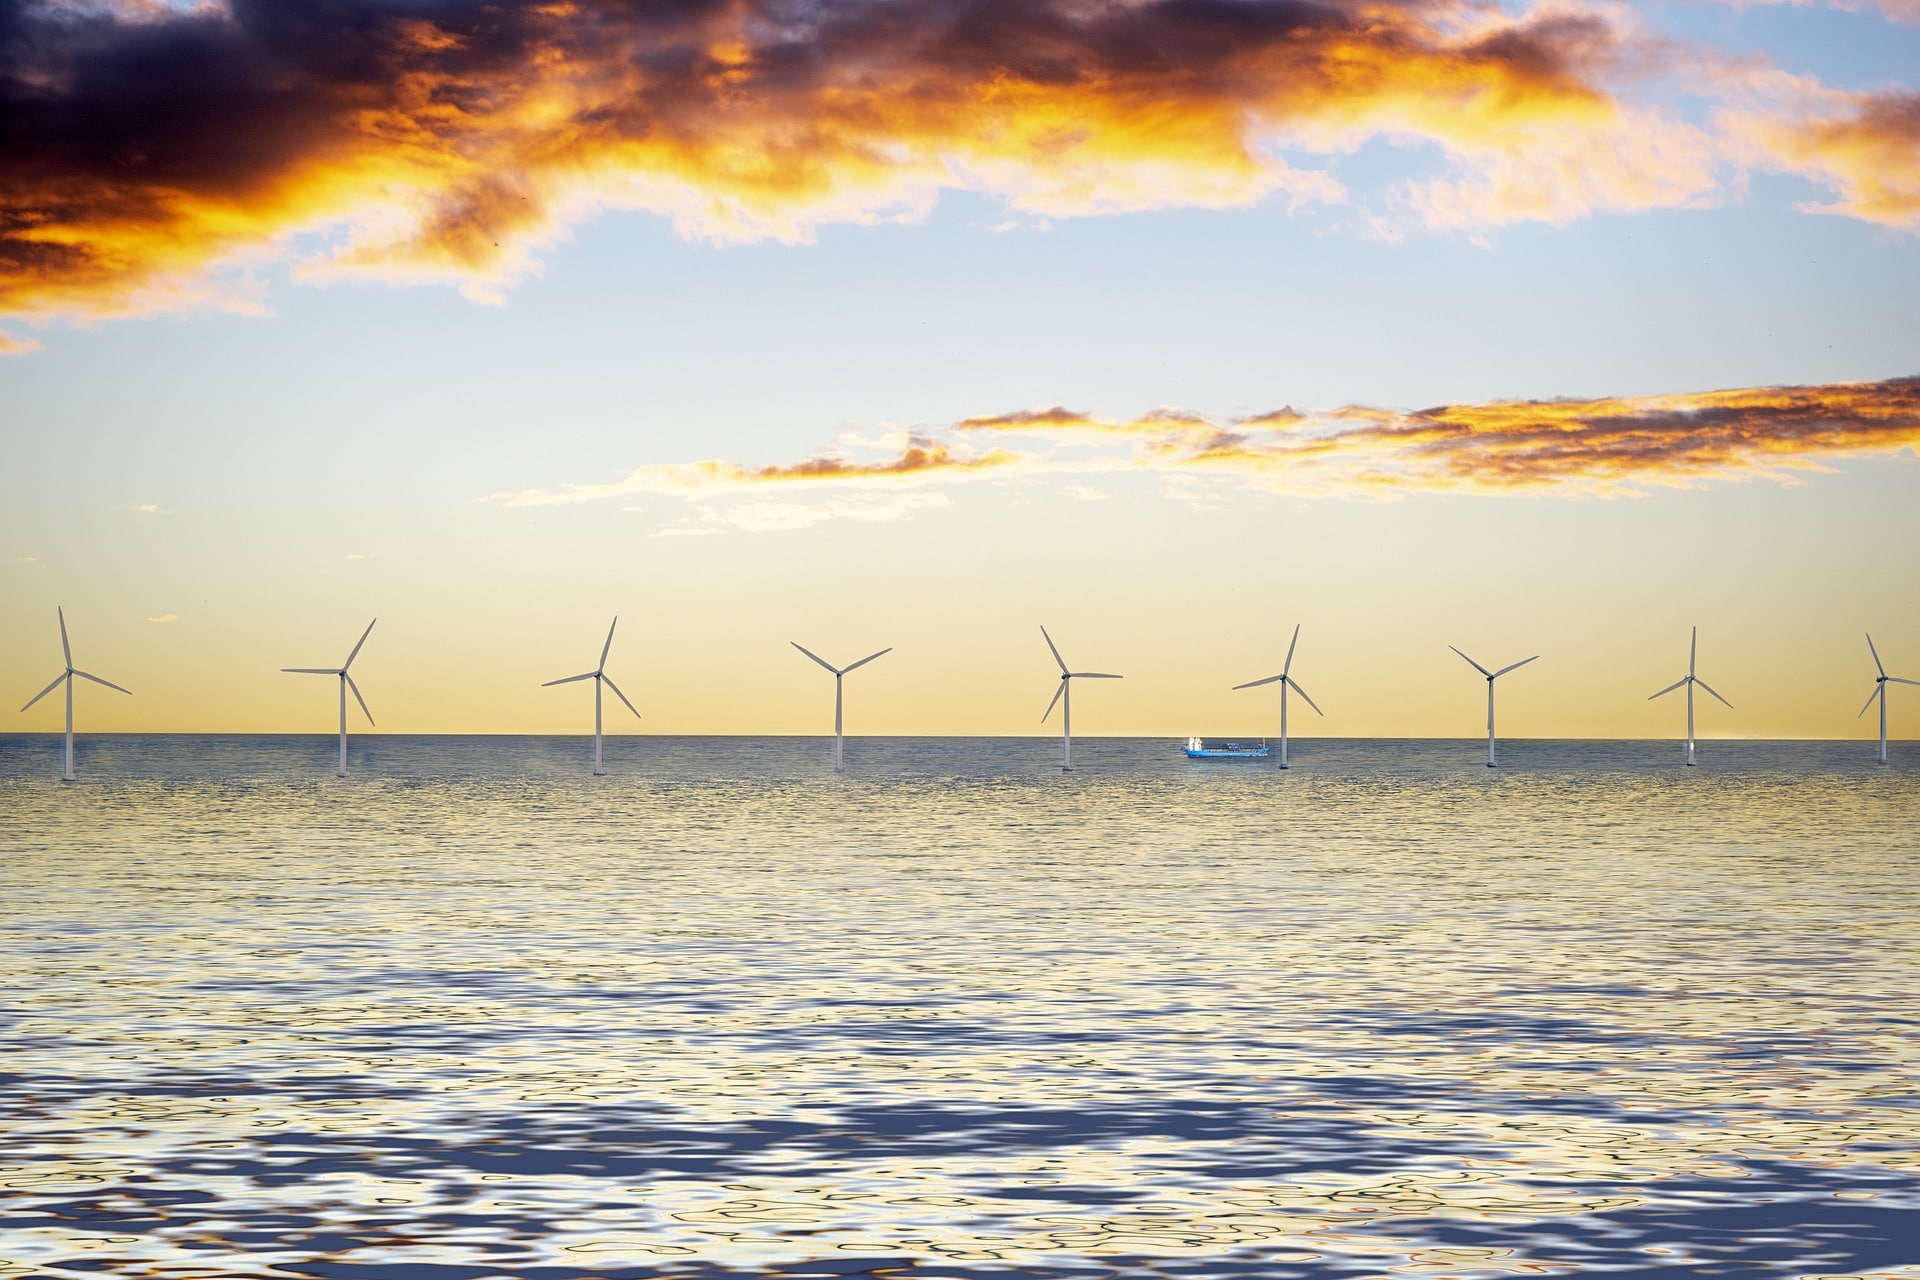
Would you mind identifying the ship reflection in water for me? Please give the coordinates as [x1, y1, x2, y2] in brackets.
[1, 735, 1915, 1278]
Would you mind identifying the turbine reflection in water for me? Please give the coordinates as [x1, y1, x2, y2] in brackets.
[0, 735, 1915, 1279]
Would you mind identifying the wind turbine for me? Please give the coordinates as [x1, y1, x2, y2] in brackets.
[1647, 626, 1731, 766]
[1860, 633, 1916, 765]
[791, 641, 890, 771]
[1450, 645, 1538, 767]
[1040, 626, 1122, 771]
[283, 619, 377, 776]
[1233, 623, 1323, 768]
[544, 617, 641, 775]
[19, 607, 131, 781]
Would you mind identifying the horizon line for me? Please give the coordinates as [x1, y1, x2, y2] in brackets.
[0, 732, 1906, 744]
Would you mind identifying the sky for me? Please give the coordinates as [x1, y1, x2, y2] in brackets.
[3, 0, 1918, 742]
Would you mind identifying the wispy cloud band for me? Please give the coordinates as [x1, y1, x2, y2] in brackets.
[488, 439, 1022, 508]
[486, 375, 1920, 526]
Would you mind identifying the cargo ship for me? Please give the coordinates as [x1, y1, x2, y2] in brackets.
[1182, 737, 1270, 759]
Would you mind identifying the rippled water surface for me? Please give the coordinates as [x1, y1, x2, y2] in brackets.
[2, 735, 1917, 1279]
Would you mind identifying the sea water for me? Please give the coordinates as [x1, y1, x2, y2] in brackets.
[1, 735, 1916, 1278]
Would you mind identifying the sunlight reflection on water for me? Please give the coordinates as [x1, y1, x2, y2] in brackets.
[1, 736, 1916, 1278]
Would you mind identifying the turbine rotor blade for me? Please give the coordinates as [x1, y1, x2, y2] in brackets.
[72, 670, 132, 695]
[58, 606, 72, 668]
[790, 641, 839, 674]
[1867, 632, 1886, 678]
[343, 618, 377, 670]
[1282, 623, 1300, 678]
[1287, 678, 1325, 716]
[1493, 655, 1539, 679]
[283, 668, 340, 675]
[344, 673, 375, 726]
[1449, 646, 1492, 678]
[602, 675, 642, 720]
[1889, 676, 1920, 687]
[599, 617, 618, 672]
[1860, 686, 1884, 718]
[1689, 626, 1697, 678]
[1648, 678, 1687, 700]
[1040, 626, 1068, 674]
[20, 673, 66, 713]
[841, 647, 892, 674]
[1042, 679, 1066, 724]
[1073, 672, 1123, 679]
[1233, 674, 1284, 691]
[543, 672, 596, 686]
[1695, 678, 1733, 709]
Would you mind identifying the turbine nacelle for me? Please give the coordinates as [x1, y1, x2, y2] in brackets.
[1450, 646, 1538, 683]
[792, 642, 892, 680]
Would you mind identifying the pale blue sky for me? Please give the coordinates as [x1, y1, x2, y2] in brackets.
[2, 0, 1916, 736]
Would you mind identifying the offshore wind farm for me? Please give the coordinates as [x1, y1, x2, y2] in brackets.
[10, 605, 1917, 778]
[5, 0, 1920, 1273]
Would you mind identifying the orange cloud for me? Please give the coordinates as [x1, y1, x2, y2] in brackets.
[517, 376, 1920, 520]
[1, 0, 1765, 330]
[1738, 90, 1920, 228]
[1277, 376, 1920, 491]
[487, 437, 1023, 507]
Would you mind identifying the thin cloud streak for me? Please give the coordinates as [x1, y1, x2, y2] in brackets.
[1710, 0, 1920, 25]
[487, 440, 1023, 508]
[652, 491, 953, 536]
[2, 0, 1910, 334]
[491, 376, 1920, 527]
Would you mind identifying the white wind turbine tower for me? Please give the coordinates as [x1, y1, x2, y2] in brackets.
[791, 641, 891, 771]
[1041, 626, 1123, 771]
[283, 619, 378, 776]
[1647, 626, 1731, 766]
[544, 617, 641, 776]
[1233, 624, 1323, 768]
[1859, 633, 1916, 765]
[1450, 645, 1538, 767]
[19, 607, 131, 782]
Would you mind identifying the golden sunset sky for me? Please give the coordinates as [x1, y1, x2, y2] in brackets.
[3, 0, 1918, 739]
